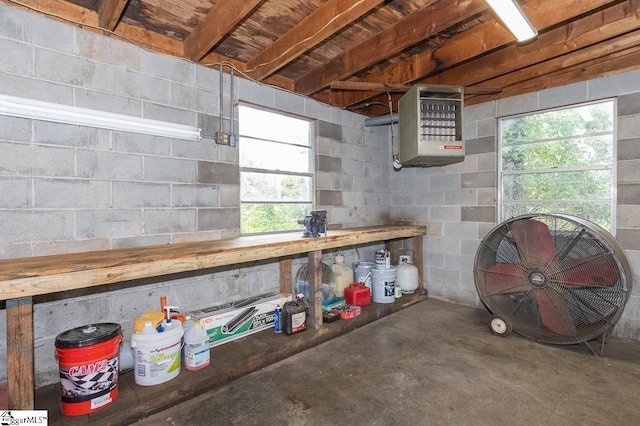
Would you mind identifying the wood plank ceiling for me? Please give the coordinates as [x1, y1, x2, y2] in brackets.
[3, 0, 639, 116]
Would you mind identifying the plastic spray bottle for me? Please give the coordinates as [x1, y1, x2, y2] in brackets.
[162, 305, 180, 331]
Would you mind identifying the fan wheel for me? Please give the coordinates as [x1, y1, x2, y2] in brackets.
[490, 315, 512, 337]
[474, 214, 632, 346]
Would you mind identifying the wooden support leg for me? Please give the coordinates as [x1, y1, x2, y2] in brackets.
[279, 256, 292, 294]
[307, 250, 323, 329]
[412, 235, 424, 290]
[6, 297, 35, 409]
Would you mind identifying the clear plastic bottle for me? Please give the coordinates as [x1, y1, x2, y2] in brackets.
[181, 315, 195, 362]
[182, 315, 195, 335]
[184, 320, 210, 371]
[332, 253, 354, 297]
[140, 320, 157, 335]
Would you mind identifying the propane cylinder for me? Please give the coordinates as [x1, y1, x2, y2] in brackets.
[396, 255, 419, 294]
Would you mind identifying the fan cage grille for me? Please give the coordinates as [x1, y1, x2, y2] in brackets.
[474, 214, 632, 345]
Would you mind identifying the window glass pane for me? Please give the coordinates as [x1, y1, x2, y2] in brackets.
[241, 172, 312, 202]
[503, 170, 612, 201]
[239, 106, 310, 146]
[241, 203, 311, 233]
[499, 100, 614, 231]
[502, 102, 614, 144]
[240, 137, 310, 173]
[239, 105, 314, 234]
[503, 201, 611, 229]
[501, 135, 613, 171]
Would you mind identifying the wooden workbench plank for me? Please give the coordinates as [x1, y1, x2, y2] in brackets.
[0, 226, 425, 300]
[6, 297, 34, 410]
[279, 257, 292, 294]
[307, 250, 323, 330]
[413, 235, 424, 289]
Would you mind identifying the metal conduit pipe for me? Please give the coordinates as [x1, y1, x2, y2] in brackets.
[363, 113, 398, 127]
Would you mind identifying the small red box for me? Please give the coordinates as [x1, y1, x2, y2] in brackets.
[334, 305, 361, 320]
[344, 283, 371, 307]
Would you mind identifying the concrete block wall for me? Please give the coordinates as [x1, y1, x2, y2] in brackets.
[390, 71, 640, 342]
[0, 4, 389, 387]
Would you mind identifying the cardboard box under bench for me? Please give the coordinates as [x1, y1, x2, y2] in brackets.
[189, 293, 290, 347]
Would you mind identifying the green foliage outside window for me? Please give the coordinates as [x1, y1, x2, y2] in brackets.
[500, 101, 614, 230]
[239, 106, 313, 234]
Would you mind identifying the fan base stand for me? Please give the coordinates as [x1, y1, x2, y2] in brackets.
[581, 332, 608, 357]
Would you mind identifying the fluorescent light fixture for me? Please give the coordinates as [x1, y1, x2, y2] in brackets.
[0, 94, 202, 141]
[486, 0, 538, 42]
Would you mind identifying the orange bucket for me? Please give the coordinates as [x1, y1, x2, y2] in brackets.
[55, 323, 122, 416]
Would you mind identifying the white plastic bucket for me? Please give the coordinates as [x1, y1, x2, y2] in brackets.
[372, 266, 396, 304]
[130, 324, 183, 386]
[354, 261, 375, 289]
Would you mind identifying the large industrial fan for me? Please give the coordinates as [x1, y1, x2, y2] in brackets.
[474, 214, 632, 353]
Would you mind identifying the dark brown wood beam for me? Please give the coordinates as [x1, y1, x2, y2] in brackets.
[184, 0, 263, 62]
[5, 0, 97, 25]
[8, 0, 185, 57]
[465, 30, 640, 105]
[418, 0, 640, 97]
[295, 0, 488, 96]
[97, 0, 129, 31]
[112, 20, 184, 57]
[330, 0, 619, 108]
[330, 81, 413, 92]
[330, 80, 501, 95]
[339, 11, 640, 114]
[246, 0, 386, 81]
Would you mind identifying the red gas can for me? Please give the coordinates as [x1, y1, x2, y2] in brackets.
[344, 283, 371, 307]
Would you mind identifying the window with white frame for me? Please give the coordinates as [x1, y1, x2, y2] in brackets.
[239, 105, 314, 234]
[498, 100, 616, 231]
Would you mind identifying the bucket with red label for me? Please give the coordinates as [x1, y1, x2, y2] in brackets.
[55, 323, 122, 416]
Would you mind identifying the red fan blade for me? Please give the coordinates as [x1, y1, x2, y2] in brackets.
[537, 289, 576, 336]
[510, 219, 556, 267]
[550, 254, 619, 288]
[484, 264, 529, 296]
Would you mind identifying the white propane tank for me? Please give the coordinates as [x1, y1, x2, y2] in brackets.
[397, 255, 419, 294]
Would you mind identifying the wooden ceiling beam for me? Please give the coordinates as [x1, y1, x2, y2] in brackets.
[197, 52, 295, 92]
[246, 0, 386, 81]
[111, 21, 188, 57]
[183, 0, 263, 62]
[351, 2, 640, 112]
[295, 0, 488, 96]
[414, 0, 640, 93]
[6, 0, 184, 57]
[5, 0, 98, 26]
[465, 32, 640, 105]
[97, 0, 129, 31]
[329, 0, 618, 108]
[329, 81, 500, 95]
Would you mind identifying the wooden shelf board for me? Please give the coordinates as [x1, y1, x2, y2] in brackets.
[36, 291, 428, 425]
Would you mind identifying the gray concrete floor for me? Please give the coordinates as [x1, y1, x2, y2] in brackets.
[136, 298, 640, 425]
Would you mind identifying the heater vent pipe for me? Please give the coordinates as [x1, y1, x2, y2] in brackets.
[364, 113, 398, 127]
